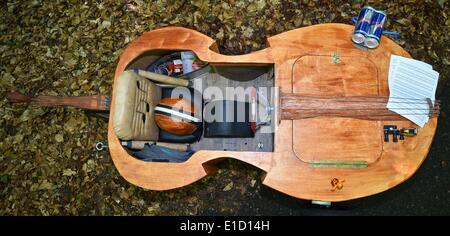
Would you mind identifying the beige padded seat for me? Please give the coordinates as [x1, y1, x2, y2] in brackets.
[113, 71, 161, 141]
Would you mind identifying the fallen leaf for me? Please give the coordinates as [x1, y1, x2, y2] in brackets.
[55, 134, 64, 143]
[62, 168, 77, 176]
[222, 182, 233, 191]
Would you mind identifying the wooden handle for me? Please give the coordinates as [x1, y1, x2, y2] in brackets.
[120, 141, 189, 151]
[135, 69, 190, 87]
[281, 94, 439, 120]
[6, 91, 110, 111]
[6, 91, 32, 103]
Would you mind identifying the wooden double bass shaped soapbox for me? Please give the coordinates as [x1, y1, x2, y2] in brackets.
[9, 24, 438, 202]
[107, 23, 439, 202]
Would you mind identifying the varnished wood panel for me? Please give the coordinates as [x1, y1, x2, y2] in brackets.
[292, 55, 378, 96]
[293, 118, 382, 163]
[291, 54, 382, 163]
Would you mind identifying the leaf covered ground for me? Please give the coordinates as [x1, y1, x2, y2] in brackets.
[0, 0, 449, 215]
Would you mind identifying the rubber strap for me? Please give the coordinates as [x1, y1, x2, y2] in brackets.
[382, 31, 401, 41]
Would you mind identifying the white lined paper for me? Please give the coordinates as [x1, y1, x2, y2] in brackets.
[386, 55, 439, 127]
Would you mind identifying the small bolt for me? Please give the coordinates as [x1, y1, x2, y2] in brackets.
[96, 142, 108, 151]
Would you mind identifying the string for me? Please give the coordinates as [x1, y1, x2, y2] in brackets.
[289, 96, 439, 101]
[292, 108, 437, 111]
[290, 99, 439, 105]
[293, 113, 439, 116]
[303, 114, 438, 117]
[284, 97, 440, 107]
[297, 96, 440, 102]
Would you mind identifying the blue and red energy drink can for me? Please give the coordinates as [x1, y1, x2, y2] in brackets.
[352, 6, 375, 44]
[365, 11, 387, 48]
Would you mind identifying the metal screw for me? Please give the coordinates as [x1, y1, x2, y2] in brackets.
[257, 142, 264, 149]
[95, 141, 108, 151]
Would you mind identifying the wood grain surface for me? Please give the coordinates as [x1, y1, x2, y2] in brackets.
[108, 24, 438, 202]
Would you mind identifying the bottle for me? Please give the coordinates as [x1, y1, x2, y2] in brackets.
[181, 51, 196, 74]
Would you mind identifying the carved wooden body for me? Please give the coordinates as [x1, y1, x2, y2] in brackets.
[109, 24, 437, 202]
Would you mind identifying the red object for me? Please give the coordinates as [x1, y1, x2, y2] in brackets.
[250, 121, 256, 133]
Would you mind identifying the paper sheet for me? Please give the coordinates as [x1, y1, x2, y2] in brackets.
[386, 55, 439, 127]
